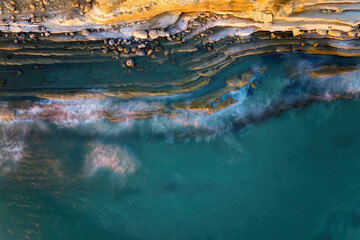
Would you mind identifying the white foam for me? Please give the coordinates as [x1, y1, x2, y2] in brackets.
[0, 123, 29, 176]
[84, 142, 139, 181]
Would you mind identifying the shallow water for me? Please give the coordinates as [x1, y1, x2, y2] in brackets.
[1, 51, 360, 240]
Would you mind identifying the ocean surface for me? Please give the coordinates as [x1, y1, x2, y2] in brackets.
[1, 51, 360, 240]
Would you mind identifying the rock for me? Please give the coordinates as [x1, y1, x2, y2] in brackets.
[133, 30, 148, 39]
[138, 43, 146, 48]
[155, 46, 162, 52]
[0, 79, 6, 86]
[328, 30, 341, 37]
[29, 3, 36, 10]
[109, 39, 115, 45]
[157, 29, 166, 37]
[126, 59, 135, 67]
[84, 3, 91, 13]
[13, 39, 18, 44]
[16, 70, 23, 75]
[136, 50, 145, 56]
[148, 29, 159, 39]
[43, 0, 50, 5]
[124, 48, 130, 54]
[82, 30, 90, 36]
[35, 16, 42, 23]
[4, 1, 16, 11]
[117, 46, 124, 52]
[347, 31, 355, 37]
[101, 48, 109, 54]
[315, 29, 326, 36]
[251, 82, 257, 88]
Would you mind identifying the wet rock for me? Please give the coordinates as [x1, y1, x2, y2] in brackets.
[126, 58, 135, 67]
[0, 79, 7, 86]
[101, 47, 109, 54]
[147, 49, 153, 55]
[133, 30, 148, 39]
[109, 39, 115, 45]
[124, 48, 130, 54]
[117, 46, 124, 52]
[155, 46, 162, 52]
[136, 49, 145, 56]
[138, 43, 146, 48]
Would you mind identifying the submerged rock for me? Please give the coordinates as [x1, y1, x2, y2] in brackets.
[126, 58, 135, 67]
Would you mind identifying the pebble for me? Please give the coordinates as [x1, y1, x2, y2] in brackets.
[126, 58, 135, 67]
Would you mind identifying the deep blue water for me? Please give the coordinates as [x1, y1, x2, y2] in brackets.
[1, 52, 360, 240]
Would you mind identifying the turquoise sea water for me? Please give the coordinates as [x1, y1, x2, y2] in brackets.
[1, 52, 360, 239]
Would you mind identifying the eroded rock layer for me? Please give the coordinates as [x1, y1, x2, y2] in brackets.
[0, 0, 359, 130]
